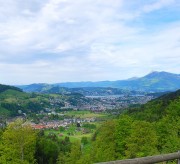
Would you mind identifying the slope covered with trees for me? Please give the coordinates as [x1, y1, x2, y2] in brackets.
[62, 89, 180, 163]
[0, 84, 22, 93]
[86, 89, 180, 163]
[0, 119, 37, 163]
[0, 84, 90, 118]
[0, 90, 179, 163]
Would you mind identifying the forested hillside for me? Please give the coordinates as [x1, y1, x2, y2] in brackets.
[87, 89, 180, 163]
[58, 89, 180, 163]
[0, 84, 22, 93]
[0, 89, 179, 163]
[0, 84, 86, 117]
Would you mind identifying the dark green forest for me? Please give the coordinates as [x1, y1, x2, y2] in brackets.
[0, 89, 180, 163]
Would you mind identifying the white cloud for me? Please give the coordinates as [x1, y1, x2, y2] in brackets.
[0, 0, 179, 84]
[142, 0, 175, 13]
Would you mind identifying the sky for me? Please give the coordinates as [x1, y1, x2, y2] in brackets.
[0, 0, 180, 85]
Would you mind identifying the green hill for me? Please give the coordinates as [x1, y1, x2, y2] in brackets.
[77, 89, 180, 163]
[0, 85, 179, 163]
[0, 84, 22, 93]
[0, 84, 92, 118]
[40, 89, 179, 164]
[127, 89, 180, 121]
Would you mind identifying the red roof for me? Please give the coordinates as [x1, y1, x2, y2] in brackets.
[32, 125, 46, 129]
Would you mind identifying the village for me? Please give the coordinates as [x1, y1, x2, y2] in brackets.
[30, 117, 96, 130]
[48, 94, 154, 111]
[0, 94, 154, 130]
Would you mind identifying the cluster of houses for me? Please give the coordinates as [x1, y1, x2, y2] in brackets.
[87, 95, 154, 109]
[30, 117, 96, 130]
[45, 93, 154, 112]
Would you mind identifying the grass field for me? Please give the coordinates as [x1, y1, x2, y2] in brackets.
[40, 109, 113, 150]
[64, 110, 110, 119]
[44, 126, 94, 142]
[44, 111, 111, 142]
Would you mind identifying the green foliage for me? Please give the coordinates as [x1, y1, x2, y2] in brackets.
[78, 90, 180, 163]
[91, 121, 116, 163]
[125, 121, 158, 158]
[82, 123, 96, 129]
[26, 101, 43, 113]
[0, 87, 179, 163]
[81, 137, 88, 145]
[35, 133, 72, 164]
[57, 151, 67, 164]
[0, 84, 22, 93]
[65, 141, 81, 164]
[0, 107, 10, 117]
[76, 153, 93, 164]
[35, 137, 59, 164]
[59, 126, 65, 132]
[156, 116, 180, 153]
[1, 102, 23, 116]
[127, 89, 180, 122]
[115, 115, 133, 158]
[0, 119, 37, 163]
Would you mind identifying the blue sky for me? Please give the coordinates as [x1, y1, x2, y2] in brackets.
[0, 0, 180, 85]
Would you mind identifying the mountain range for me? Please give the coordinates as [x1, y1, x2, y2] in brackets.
[17, 71, 180, 92]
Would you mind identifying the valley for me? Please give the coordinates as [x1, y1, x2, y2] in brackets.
[0, 72, 180, 164]
[1, 1, 180, 163]
[0, 84, 156, 121]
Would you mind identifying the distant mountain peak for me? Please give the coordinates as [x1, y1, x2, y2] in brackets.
[127, 77, 139, 80]
[144, 71, 178, 78]
[17, 71, 180, 92]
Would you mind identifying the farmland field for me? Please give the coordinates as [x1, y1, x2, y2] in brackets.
[64, 110, 111, 119]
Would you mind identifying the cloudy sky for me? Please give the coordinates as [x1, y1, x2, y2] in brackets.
[0, 0, 180, 85]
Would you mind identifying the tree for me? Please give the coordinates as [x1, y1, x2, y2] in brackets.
[156, 116, 180, 153]
[0, 119, 37, 163]
[115, 115, 133, 159]
[35, 137, 59, 164]
[76, 153, 93, 164]
[65, 141, 81, 164]
[56, 152, 67, 164]
[125, 121, 158, 158]
[81, 137, 88, 145]
[59, 126, 65, 132]
[92, 120, 116, 163]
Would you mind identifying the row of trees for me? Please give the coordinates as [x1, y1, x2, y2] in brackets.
[0, 119, 90, 164]
[0, 119, 74, 164]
